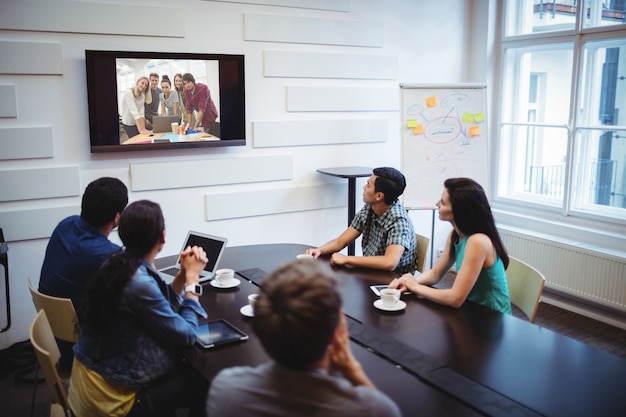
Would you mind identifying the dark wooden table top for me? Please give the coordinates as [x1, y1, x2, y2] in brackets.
[157, 243, 626, 417]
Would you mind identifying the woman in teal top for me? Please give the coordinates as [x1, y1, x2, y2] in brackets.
[390, 178, 511, 314]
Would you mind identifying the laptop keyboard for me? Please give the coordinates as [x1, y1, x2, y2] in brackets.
[161, 267, 180, 276]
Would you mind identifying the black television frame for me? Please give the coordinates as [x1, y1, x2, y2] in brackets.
[85, 50, 246, 153]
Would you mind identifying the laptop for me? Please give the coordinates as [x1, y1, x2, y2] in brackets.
[152, 115, 181, 133]
[158, 231, 228, 284]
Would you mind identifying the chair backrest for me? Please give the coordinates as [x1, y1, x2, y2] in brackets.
[414, 233, 431, 273]
[27, 277, 78, 343]
[506, 257, 546, 323]
[30, 310, 72, 414]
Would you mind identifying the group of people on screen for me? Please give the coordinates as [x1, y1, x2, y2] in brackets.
[37, 169, 511, 416]
[120, 72, 218, 140]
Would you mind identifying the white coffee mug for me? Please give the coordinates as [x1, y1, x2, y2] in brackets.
[380, 288, 401, 308]
[171, 122, 179, 133]
[248, 293, 259, 308]
[215, 268, 235, 285]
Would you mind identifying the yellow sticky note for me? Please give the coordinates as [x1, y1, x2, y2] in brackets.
[413, 124, 424, 134]
[469, 125, 480, 136]
[474, 112, 485, 123]
[462, 112, 474, 123]
[425, 96, 437, 107]
[406, 119, 417, 128]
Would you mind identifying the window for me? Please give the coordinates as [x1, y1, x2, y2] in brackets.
[497, 0, 626, 220]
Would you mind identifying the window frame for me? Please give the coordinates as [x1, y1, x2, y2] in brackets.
[493, 0, 626, 227]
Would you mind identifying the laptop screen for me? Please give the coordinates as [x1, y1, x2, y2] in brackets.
[185, 233, 227, 273]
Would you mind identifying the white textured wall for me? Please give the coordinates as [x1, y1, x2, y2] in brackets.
[0, 0, 473, 348]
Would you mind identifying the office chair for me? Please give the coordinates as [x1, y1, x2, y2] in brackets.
[30, 310, 73, 417]
[27, 277, 78, 416]
[506, 256, 546, 323]
[414, 233, 431, 273]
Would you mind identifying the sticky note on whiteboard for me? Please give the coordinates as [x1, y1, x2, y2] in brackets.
[469, 125, 480, 136]
[413, 124, 424, 134]
[425, 96, 437, 107]
[406, 119, 417, 128]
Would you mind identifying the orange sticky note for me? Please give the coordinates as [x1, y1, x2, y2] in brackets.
[413, 124, 424, 134]
[425, 96, 437, 107]
[469, 125, 480, 136]
[406, 119, 417, 128]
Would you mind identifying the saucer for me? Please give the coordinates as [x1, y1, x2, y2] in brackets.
[240, 305, 254, 317]
[373, 299, 406, 312]
[210, 278, 241, 289]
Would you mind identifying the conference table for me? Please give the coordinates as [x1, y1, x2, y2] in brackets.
[156, 243, 626, 417]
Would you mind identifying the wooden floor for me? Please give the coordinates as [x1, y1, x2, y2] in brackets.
[1, 300, 625, 417]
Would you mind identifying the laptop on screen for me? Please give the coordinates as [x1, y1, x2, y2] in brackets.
[152, 115, 181, 133]
[158, 231, 228, 284]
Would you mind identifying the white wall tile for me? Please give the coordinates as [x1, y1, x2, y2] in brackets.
[0, 85, 17, 117]
[0, 166, 79, 202]
[0, 41, 63, 75]
[205, 183, 346, 220]
[264, 50, 397, 79]
[245, 13, 383, 47]
[0, 127, 53, 160]
[253, 119, 387, 147]
[287, 86, 399, 112]
[130, 155, 293, 191]
[0, 0, 184, 37]
[0, 205, 77, 241]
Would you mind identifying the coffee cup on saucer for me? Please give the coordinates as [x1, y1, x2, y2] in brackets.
[241, 293, 258, 317]
[215, 268, 235, 286]
[380, 288, 401, 308]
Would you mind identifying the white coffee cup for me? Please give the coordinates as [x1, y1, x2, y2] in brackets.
[380, 288, 401, 308]
[248, 294, 259, 309]
[171, 122, 179, 133]
[296, 254, 314, 260]
[215, 268, 235, 285]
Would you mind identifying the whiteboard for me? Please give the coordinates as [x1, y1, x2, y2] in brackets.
[400, 84, 488, 209]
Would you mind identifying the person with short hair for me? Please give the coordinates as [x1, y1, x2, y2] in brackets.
[206, 259, 401, 417]
[39, 177, 128, 371]
[390, 177, 512, 314]
[182, 72, 218, 131]
[69, 200, 209, 417]
[307, 167, 417, 274]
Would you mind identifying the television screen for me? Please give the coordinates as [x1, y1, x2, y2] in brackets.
[85, 50, 245, 152]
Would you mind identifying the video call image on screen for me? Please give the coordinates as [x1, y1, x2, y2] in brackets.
[85, 50, 246, 153]
[116, 58, 220, 143]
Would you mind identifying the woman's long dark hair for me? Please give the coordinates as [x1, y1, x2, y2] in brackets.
[445, 178, 509, 269]
[79, 200, 165, 332]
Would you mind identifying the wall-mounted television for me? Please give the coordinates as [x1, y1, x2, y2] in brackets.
[85, 50, 245, 153]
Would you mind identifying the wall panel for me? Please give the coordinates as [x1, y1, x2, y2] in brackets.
[245, 13, 383, 47]
[287, 86, 399, 112]
[0, 206, 77, 241]
[0, 166, 79, 202]
[0, 85, 17, 117]
[0, 41, 63, 75]
[264, 50, 397, 79]
[0, 0, 184, 37]
[253, 119, 387, 147]
[206, 0, 349, 11]
[0, 127, 54, 160]
[205, 184, 346, 220]
[130, 155, 293, 191]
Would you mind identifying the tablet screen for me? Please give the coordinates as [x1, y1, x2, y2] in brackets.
[196, 319, 249, 349]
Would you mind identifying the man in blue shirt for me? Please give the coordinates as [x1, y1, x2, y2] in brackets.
[39, 177, 128, 371]
[307, 167, 416, 274]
